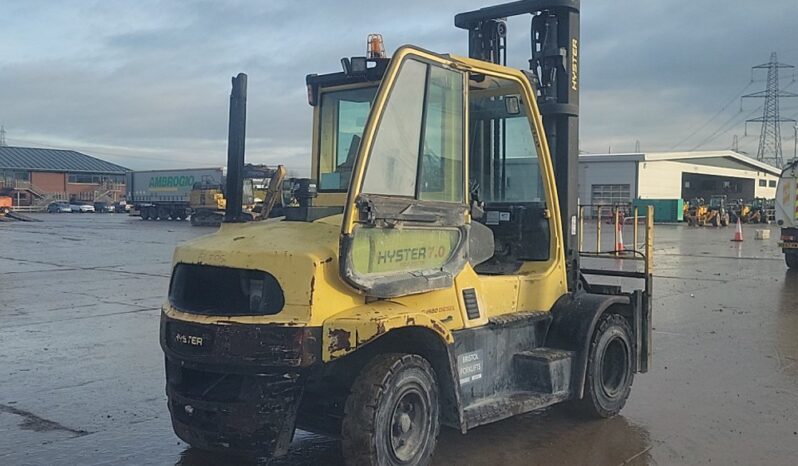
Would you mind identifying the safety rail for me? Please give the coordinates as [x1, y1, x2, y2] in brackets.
[577, 203, 654, 296]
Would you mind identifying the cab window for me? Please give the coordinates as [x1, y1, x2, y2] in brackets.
[470, 76, 545, 204]
[362, 59, 465, 203]
[318, 86, 376, 191]
[469, 74, 552, 268]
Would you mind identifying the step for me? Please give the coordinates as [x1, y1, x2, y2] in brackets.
[513, 348, 575, 394]
[463, 390, 570, 429]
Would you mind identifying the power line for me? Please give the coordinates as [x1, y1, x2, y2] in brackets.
[670, 80, 754, 150]
[691, 102, 764, 150]
[690, 78, 797, 152]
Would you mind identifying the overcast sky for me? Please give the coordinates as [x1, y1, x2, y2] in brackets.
[1, 0, 797, 173]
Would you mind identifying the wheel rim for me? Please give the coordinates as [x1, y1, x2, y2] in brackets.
[389, 387, 429, 463]
[600, 337, 628, 398]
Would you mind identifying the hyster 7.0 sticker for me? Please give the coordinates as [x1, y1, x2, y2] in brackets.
[458, 350, 484, 385]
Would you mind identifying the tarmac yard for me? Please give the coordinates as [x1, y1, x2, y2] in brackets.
[1, 214, 797, 465]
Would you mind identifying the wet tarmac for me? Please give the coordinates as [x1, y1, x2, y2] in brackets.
[1, 214, 796, 465]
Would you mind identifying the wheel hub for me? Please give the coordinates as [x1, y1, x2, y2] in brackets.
[389, 390, 428, 462]
[600, 336, 628, 398]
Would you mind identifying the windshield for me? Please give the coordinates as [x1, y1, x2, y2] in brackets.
[318, 86, 378, 191]
[710, 197, 723, 207]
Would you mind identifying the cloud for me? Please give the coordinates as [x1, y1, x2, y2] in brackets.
[0, 0, 796, 172]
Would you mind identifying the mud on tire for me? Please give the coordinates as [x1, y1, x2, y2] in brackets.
[341, 353, 439, 466]
[574, 313, 635, 418]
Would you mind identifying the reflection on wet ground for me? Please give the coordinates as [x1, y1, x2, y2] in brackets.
[1, 215, 796, 465]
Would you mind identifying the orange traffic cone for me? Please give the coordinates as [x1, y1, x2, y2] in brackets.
[731, 217, 743, 242]
[615, 221, 625, 252]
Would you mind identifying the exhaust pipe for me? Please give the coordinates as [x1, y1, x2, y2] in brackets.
[224, 73, 247, 223]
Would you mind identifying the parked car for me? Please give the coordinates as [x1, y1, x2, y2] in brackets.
[114, 201, 131, 213]
[93, 201, 115, 213]
[69, 202, 95, 213]
[47, 201, 72, 213]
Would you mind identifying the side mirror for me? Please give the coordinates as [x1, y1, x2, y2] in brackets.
[505, 95, 521, 115]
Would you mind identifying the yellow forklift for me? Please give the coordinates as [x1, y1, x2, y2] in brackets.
[160, 2, 653, 464]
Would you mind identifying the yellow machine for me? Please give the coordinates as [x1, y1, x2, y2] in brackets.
[728, 198, 750, 224]
[188, 164, 287, 226]
[160, 3, 653, 464]
[686, 196, 729, 226]
[743, 197, 770, 224]
[686, 198, 708, 226]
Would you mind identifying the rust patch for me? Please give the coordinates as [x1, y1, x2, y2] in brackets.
[309, 276, 316, 306]
[376, 320, 386, 336]
[406, 316, 416, 326]
[324, 257, 333, 263]
[327, 328, 352, 354]
[431, 320, 448, 336]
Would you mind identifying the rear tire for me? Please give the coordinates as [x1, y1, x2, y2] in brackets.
[574, 313, 634, 418]
[787, 252, 798, 269]
[342, 353, 439, 466]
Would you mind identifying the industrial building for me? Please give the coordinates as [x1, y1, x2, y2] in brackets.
[0, 146, 128, 206]
[578, 150, 781, 212]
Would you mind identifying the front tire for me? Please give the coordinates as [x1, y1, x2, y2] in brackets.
[575, 313, 634, 418]
[342, 353, 439, 466]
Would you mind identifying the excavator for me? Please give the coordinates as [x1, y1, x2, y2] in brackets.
[160, 2, 654, 464]
[189, 163, 287, 226]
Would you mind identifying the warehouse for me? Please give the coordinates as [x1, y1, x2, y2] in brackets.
[0, 146, 128, 206]
[578, 150, 781, 212]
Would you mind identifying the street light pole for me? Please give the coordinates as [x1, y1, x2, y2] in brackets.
[794, 123, 797, 162]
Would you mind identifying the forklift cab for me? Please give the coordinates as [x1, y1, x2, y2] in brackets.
[337, 46, 563, 299]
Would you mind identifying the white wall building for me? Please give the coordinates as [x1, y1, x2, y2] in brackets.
[578, 151, 781, 208]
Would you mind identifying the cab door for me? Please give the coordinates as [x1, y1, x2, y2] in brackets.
[339, 47, 488, 298]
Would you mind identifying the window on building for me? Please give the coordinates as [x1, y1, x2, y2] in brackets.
[67, 174, 124, 184]
[0, 170, 30, 184]
[769, 180, 776, 187]
[591, 184, 631, 207]
[759, 179, 767, 187]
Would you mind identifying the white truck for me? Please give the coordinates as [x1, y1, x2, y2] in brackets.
[126, 168, 224, 221]
[776, 159, 798, 268]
